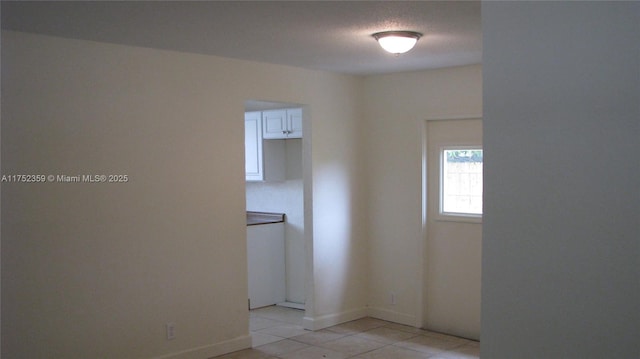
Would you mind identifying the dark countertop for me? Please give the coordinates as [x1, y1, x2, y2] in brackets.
[246, 211, 285, 226]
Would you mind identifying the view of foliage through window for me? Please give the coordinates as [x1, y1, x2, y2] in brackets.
[446, 149, 483, 163]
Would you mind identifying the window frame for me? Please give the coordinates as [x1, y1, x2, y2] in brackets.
[437, 146, 483, 223]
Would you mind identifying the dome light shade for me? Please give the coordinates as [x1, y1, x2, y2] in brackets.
[373, 31, 422, 54]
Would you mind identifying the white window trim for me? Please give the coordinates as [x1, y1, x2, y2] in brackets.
[437, 145, 483, 223]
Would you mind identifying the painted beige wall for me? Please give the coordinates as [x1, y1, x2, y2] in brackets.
[1, 31, 366, 358]
[306, 78, 368, 328]
[362, 65, 482, 326]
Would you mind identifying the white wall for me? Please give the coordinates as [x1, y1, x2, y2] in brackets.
[246, 139, 305, 304]
[482, 2, 640, 358]
[1, 31, 366, 358]
[362, 65, 482, 326]
[305, 77, 368, 329]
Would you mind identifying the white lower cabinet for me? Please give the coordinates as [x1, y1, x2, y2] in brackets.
[247, 223, 285, 309]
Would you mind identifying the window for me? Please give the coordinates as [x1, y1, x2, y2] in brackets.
[441, 148, 483, 217]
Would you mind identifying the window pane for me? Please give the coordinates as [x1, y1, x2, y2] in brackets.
[442, 149, 483, 215]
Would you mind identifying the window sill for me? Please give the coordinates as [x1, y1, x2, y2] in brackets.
[435, 214, 482, 224]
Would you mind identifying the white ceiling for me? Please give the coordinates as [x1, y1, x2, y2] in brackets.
[1, 1, 482, 75]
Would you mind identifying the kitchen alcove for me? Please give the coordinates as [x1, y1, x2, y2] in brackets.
[244, 100, 308, 311]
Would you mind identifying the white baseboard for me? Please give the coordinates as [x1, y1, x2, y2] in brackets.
[154, 334, 251, 359]
[303, 307, 368, 331]
[366, 306, 420, 328]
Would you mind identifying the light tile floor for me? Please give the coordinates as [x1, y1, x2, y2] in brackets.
[212, 306, 480, 359]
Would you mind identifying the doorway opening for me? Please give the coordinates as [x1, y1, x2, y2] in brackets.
[244, 100, 309, 314]
[422, 118, 482, 341]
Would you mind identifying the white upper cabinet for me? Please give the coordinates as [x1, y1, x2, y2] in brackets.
[245, 111, 285, 182]
[262, 108, 303, 139]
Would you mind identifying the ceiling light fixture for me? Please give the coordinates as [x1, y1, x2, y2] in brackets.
[372, 31, 422, 54]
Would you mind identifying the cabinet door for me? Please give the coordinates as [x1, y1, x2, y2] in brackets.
[286, 108, 303, 138]
[262, 109, 287, 139]
[247, 223, 286, 309]
[245, 112, 263, 181]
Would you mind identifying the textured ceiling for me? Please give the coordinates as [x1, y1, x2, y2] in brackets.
[1, 1, 482, 75]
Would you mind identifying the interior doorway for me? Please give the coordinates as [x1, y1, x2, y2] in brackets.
[244, 100, 307, 311]
[423, 118, 482, 340]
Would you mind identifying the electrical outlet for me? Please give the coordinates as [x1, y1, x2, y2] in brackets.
[166, 323, 176, 340]
[390, 292, 397, 305]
